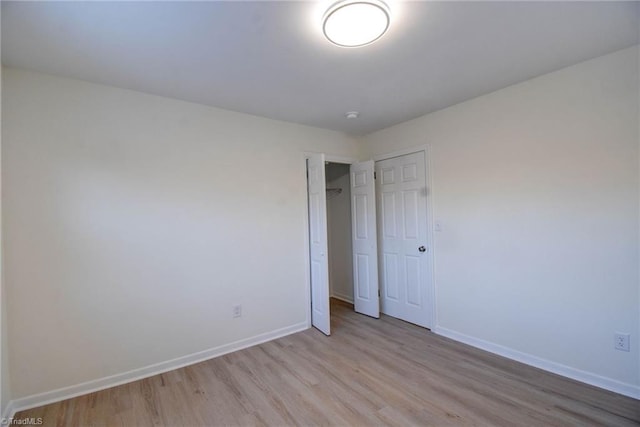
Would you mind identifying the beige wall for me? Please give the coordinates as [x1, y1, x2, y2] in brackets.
[2, 67, 359, 399]
[2, 44, 639, 408]
[0, 10, 10, 413]
[362, 46, 640, 393]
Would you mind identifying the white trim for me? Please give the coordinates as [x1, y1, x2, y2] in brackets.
[373, 145, 429, 162]
[324, 154, 358, 164]
[423, 145, 437, 329]
[331, 293, 354, 305]
[2, 400, 15, 422]
[302, 152, 358, 165]
[302, 153, 313, 329]
[374, 144, 437, 329]
[434, 326, 640, 400]
[8, 321, 308, 414]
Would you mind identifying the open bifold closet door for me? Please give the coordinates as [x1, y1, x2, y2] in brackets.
[307, 153, 331, 335]
[350, 161, 380, 318]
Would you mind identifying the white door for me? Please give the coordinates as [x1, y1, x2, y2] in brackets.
[350, 161, 380, 318]
[376, 151, 432, 328]
[307, 154, 331, 335]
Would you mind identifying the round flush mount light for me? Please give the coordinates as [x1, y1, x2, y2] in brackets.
[345, 111, 360, 119]
[323, 0, 391, 48]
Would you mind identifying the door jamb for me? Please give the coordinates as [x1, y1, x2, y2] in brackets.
[302, 153, 359, 328]
[373, 144, 437, 329]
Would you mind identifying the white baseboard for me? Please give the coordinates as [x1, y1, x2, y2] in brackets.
[8, 321, 309, 415]
[2, 400, 16, 422]
[7, 321, 636, 419]
[433, 326, 640, 400]
[330, 293, 354, 304]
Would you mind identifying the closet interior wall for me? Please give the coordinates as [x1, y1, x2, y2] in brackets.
[325, 163, 353, 304]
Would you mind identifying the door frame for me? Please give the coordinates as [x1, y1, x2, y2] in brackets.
[302, 153, 359, 328]
[373, 145, 437, 329]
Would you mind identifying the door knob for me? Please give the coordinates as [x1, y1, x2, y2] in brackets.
[418, 246, 426, 252]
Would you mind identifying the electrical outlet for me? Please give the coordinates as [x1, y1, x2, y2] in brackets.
[233, 305, 242, 318]
[615, 333, 630, 352]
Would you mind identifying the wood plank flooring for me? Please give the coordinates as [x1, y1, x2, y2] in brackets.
[16, 299, 640, 426]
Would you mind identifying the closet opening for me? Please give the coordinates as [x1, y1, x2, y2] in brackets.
[306, 153, 379, 336]
[325, 162, 354, 310]
[306, 150, 435, 336]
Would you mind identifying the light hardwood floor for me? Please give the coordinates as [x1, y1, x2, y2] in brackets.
[16, 299, 640, 426]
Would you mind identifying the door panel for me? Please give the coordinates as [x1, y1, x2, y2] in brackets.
[307, 154, 330, 335]
[381, 192, 397, 238]
[405, 255, 422, 307]
[354, 194, 368, 239]
[403, 190, 419, 239]
[402, 163, 418, 182]
[381, 167, 395, 184]
[350, 161, 380, 318]
[355, 254, 370, 299]
[376, 151, 432, 328]
[383, 253, 399, 300]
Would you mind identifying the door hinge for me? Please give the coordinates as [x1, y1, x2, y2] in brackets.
[378, 289, 380, 297]
[374, 171, 377, 180]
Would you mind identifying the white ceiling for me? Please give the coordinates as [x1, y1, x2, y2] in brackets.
[2, 1, 639, 135]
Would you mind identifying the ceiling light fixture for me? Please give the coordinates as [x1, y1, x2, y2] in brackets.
[345, 111, 360, 119]
[323, 0, 391, 48]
